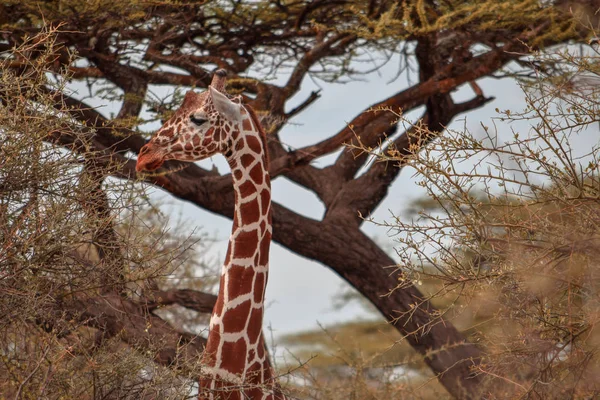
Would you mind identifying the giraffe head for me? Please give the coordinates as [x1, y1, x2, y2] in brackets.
[136, 69, 244, 172]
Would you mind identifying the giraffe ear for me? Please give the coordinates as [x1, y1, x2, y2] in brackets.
[209, 86, 241, 122]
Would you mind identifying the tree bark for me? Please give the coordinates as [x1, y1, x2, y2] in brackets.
[53, 292, 208, 369]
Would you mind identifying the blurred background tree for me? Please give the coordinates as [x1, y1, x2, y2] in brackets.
[1, 1, 600, 399]
[0, 28, 219, 399]
[282, 49, 600, 397]
[293, 44, 600, 398]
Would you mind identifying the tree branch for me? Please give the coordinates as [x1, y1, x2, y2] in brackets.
[329, 40, 520, 182]
[284, 33, 356, 98]
[285, 89, 321, 119]
[144, 288, 217, 314]
[324, 93, 495, 225]
[80, 159, 127, 294]
[58, 293, 206, 369]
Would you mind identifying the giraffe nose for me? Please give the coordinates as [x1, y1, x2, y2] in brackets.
[136, 143, 161, 172]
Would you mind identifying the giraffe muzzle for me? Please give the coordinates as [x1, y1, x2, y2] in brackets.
[136, 144, 165, 172]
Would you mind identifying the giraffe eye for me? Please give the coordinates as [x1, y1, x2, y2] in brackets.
[190, 115, 208, 126]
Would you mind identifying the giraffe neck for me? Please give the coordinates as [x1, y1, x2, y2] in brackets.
[201, 108, 275, 394]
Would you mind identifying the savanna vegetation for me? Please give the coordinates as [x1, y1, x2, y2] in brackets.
[1, 1, 600, 399]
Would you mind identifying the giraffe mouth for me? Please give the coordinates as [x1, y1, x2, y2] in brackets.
[136, 145, 165, 172]
[139, 158, 164, 171]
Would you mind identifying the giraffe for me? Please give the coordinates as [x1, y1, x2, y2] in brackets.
[136, 70, 288, 400]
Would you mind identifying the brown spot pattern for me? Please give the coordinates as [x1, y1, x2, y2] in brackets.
[233, 169, 243, 181]
[226, 265, 254, 298]
[220, 338, 247, 373]
[246, 307, 263, 345]
[224, 243, 232, 266]
[262, 359, 273, 380]
[242, 118, 253, 131]
[221, 299, 251, 332]
[246, 360, 260, 374]
[213, 276, 226, 316]
[202, 332, 220, 365]
[256, 340, 265, 359]
[253, 272, 266, 304]
[258, 234, 271, 266]
[240, 154, 255, 167]
[239, 199, 260, 225]
[238, 180, 256, 198]
[233, 229, 258, 259]
[244, 387, 264, 399]
[246, 136, 261, 154]
[161, 127, 174, 138]
[248, 163, 264, 185]
[259, 189, 270, 215]
[235, 138, 245, 152]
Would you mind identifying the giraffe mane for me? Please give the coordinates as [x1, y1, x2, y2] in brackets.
[243, 103, 270, 169]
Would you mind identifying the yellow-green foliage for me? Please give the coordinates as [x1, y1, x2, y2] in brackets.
[0, 0, 149, 29]
[350, 0, 579, 46]
[280, 320, 448, 400]
[281, 320, 422, 369]
[0, 27, 215, 399]
[374, 47, 600, 397]
[0, 0, 585, 49]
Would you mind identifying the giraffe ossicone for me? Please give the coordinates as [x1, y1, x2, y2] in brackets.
[137, 70, 288, 400]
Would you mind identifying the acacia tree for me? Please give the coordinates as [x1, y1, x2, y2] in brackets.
[0, 28, 220, 398]
[366, 45, 600, 397]
[1, 1, 597, 398]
